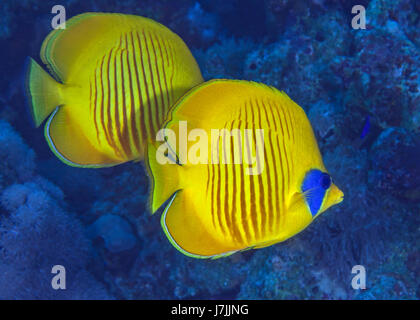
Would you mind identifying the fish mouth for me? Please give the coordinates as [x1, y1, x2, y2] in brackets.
[333, 186, 344, 204]
[336, 192, 344, 204]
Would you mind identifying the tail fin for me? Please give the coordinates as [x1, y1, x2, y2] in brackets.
[25, 57, 63, 127]
[146, 142, 182, 213]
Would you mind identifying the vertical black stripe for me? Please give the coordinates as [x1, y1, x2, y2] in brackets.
[89, 80, 92, 112]
[210, 138, 217, 230]
[268, 131, 280, 233]
[229, 120, 242, 243]
[158, 36, 172, 114]
[269, 101, 286, 229]
[256, 100, 270, 237]
[276, 105, 291, 194]
[130, 32, 147, 143]
[206, 159, 210, 196]
[272, 104, 285, 139]
[275, 132, 287, 229]
[102, 49, 118, 155]
[108, 47, 120, 157]
[284, 107, 294, 144]
[99, 55, 107, 146]
[93, 60, 100, 144]
[278, 104, 291, 141]
[282, 134, 290, 194]
[216, 134, 227, 236]
[250, 100, 264, 240]
[125, 33, 141, 154]
[260, 101, 276, 234]
[149, 32, 166, 126]
[244, 102, 258, 241]
[240, 104, 251, 242]
[136, 31, 154, 140]
[223, 127, 232, 236]
[143, 30, 160, 135]
[164, 38, 175, 102]
[285, 107, 294, 182]
[266, 99, 278, 131]
[119, 41, 132, 158]
[113, 40, 124, 158]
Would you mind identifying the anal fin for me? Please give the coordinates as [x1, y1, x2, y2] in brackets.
[161, 190, 242, 259]
[45, 106, 122, 168]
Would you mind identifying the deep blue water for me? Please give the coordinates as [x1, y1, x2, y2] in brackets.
[0, 0, 419, 299]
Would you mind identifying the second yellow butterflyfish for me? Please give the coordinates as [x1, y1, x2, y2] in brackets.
[25, 12, 203, 167]
[146, 79, 344, 259]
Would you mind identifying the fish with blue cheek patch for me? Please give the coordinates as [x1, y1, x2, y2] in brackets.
[300, 169, 342, 218]
[146, 79, 344, 259]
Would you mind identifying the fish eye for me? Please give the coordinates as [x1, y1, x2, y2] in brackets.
[320, 173, 331, 189]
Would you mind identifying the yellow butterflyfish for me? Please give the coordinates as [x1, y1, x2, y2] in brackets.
[146, 79, 344, 259]
[25, 12, 203, 167]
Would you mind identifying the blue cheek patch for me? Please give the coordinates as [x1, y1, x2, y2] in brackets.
[301, 169, 328, 217]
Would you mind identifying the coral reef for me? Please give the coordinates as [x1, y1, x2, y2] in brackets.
[0, 121, 113, 299]
[194, 37, 256, 79]
[368, 127, 420, 202]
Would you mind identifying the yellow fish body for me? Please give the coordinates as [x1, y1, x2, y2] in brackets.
[25, 12, 203, 167]
[146, 80, 344, 258]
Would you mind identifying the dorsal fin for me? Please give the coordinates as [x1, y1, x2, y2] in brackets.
[41, 13, 103, 81]
[166, 79, 297, 128]
[40, 13, 171, 82]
